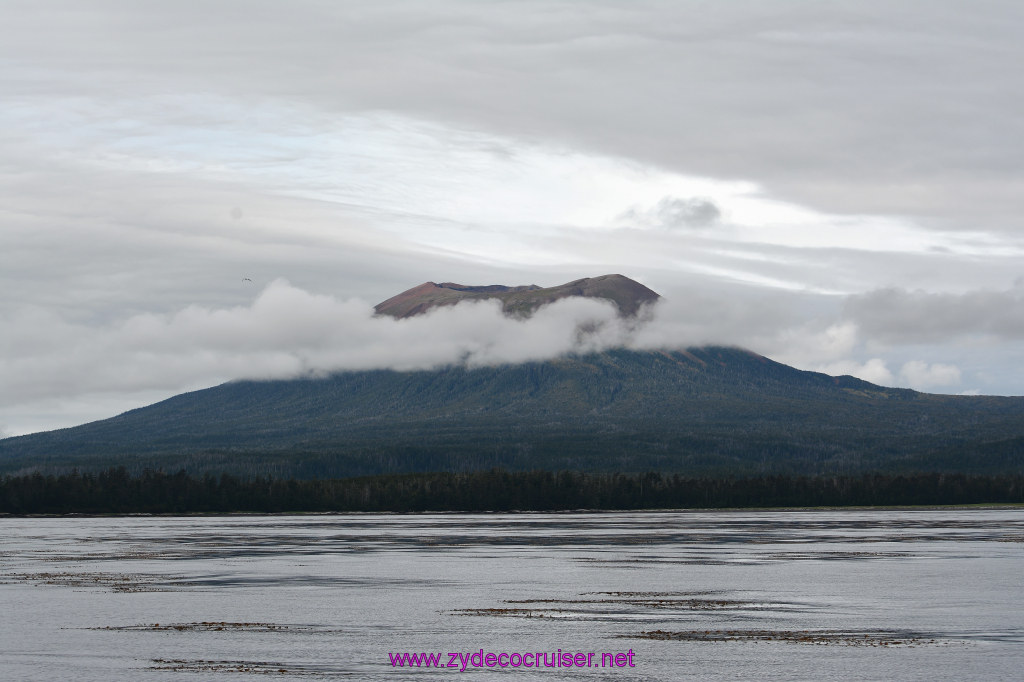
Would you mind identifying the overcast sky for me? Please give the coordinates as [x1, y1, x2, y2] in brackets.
[3, 0, 1024, 436]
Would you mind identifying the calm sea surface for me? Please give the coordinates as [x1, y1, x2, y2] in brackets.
[1, 509, 1022, 681]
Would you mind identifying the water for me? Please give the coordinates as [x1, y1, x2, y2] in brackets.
[1, 509, 1022, 681]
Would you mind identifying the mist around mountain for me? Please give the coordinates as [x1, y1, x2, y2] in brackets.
[3, 274, 1022, 480]
[2, 346, 1022, 479]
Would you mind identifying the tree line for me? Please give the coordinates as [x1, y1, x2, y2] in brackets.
[1, 468, 1023, 514]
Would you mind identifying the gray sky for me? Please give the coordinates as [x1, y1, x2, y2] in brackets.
[3, 0, 1024, 436]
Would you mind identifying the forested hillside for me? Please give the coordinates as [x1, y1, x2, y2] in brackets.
[2, 347, 1023, 477]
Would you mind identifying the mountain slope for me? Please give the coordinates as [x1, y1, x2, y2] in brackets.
[2, 347, 1023, 477]
[373, 274, 660, 318]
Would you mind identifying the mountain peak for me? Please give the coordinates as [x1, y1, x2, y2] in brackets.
[374, 274, 660, 319]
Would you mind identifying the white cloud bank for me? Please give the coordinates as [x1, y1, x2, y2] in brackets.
[1, 279, 980, 436]
[0, 280, 644, 410]
[810, 358, 963, 391]
[898, 361, 962, 389]
[7, 273, 1024, 439]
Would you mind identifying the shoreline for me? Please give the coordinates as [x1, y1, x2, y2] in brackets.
[3, 503, 1024, 519]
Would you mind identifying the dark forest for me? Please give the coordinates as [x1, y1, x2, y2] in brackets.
[3, 468, 1022, 514]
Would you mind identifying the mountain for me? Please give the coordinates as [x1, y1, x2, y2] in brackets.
[2, 346, 1023, 478]
[373, 274, 660, 318]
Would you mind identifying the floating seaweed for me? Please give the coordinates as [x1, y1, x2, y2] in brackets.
[4, 571, 188, 592]
[453, 590, 796, 619]
[451, 607, 550, 618]
[94, 621, 306, 632]
[149, 658, 345, 675]
[626, 629, 942, 646]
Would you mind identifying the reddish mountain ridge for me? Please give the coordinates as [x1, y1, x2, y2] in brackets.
[374, 274, 660, 319]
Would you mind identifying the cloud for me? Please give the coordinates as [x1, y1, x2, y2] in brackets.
[814, 358, 895, 386]
[2, 275, 1021, 437]
[619, 196, 722, 229]
[844, 284, 1024, 343]
[898, 361, 961, 389]
[809, 357, 961, 391]
[0, 278, 838, 416]
[0, 280, 641, 408]
[769, 322, 859, 366]
[5, 0, 1022, 230]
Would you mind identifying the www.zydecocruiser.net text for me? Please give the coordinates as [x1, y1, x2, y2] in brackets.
[389, 648, 637, 671]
